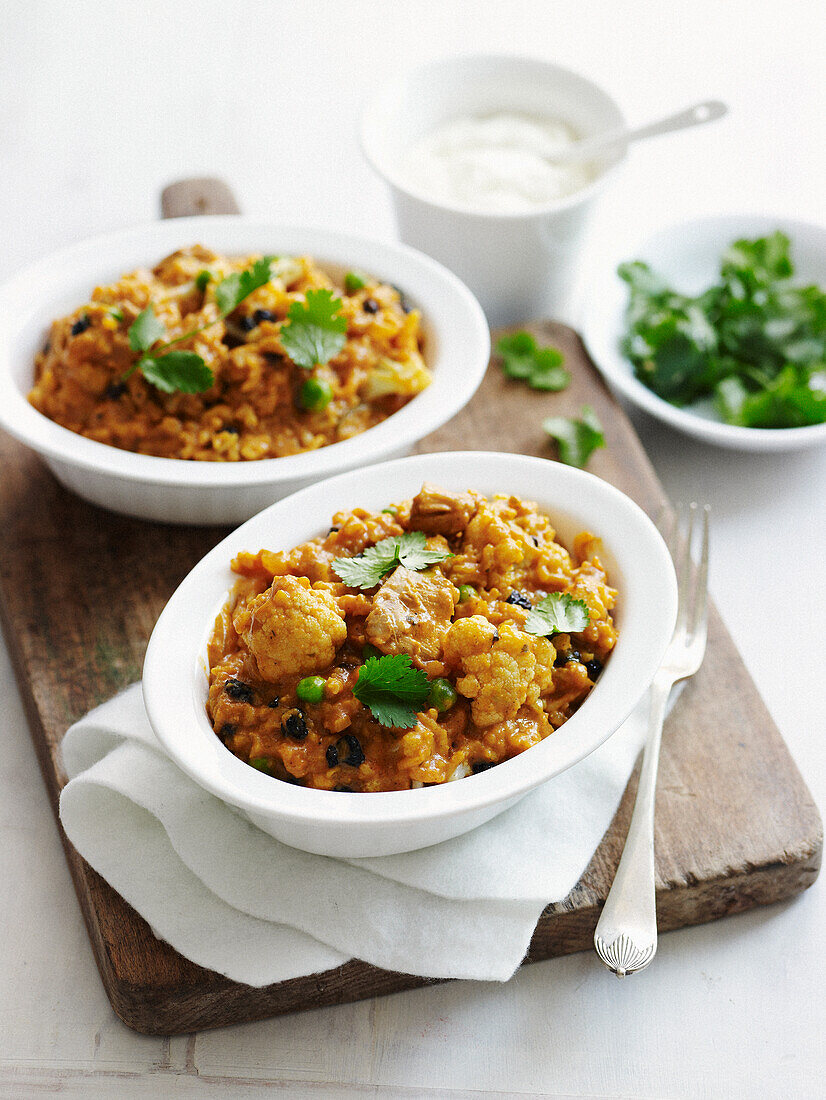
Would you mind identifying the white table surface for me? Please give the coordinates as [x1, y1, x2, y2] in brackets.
[1, 2, 824, 1097]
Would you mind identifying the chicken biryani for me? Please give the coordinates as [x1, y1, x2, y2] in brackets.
[206, 484, 618, 792]
[28, 247, 430, 461]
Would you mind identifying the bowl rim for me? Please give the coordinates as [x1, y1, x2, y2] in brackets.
[0, 216, 490, 486]
[579, 212, 826, 451]
[360, 52, 628, 222]
[142, 450, 678, 828]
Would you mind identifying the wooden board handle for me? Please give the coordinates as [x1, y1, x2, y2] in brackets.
[160, 177, 241, 219]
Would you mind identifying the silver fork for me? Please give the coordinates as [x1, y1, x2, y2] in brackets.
[594, 501, 710, 977]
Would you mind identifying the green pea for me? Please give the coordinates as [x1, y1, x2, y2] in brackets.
[195, 269, 213, 291]
[361, 643, 382, 661]
[428, 678, 457, 714]
[345, 270, 368, 293]
[249, 757, 275, 775]
[458, 585, 477, 603]
[296, 675, 327, 704]
[299, 376, 333, 412]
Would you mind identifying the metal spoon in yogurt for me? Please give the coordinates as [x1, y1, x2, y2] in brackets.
[544, 99, 728, 164]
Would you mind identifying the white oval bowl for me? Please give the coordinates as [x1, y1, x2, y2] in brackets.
[580, 214, 826, 452]
[0, 217, 490, 525]
[142, 451, 677, 858]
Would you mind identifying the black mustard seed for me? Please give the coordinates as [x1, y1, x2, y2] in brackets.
[337, 734, 365, 767]
[325, 744, 339, 767]
[472, 761, 496, 774]
[224, 677, 255, 703]
[282, 709, 309, 741]
[71, 316, 91, 336]
[505, 590, 532, 609]
[362, 298, 380, 314]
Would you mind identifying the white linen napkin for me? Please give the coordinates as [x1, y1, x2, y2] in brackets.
[58, 683, 657, 987]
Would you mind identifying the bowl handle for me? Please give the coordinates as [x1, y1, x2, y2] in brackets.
[160, 177, 241, 219]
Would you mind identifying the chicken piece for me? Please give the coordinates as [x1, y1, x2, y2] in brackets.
[235, 575, 347, 682]
[443, 618, 556, 727]
[409, 483, 478, 537]
[365, 566, 457, 666]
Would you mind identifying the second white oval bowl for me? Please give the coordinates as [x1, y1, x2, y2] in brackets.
[0, 217, 489, 525]
[143, 451, 677, 857]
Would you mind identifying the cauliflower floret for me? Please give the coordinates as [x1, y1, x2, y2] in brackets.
[360, 352, 431, 400]
[235, 575, 347, 681]
[443, 618, 556, 727]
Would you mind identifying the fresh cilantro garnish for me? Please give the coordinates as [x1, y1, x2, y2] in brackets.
[279, 288, 348, 369]
[138, 351, 215, 394]
[332, 530, 452, 590]
[108, 307, 124, 322]
[122, 256, 277, 394]
[543, 405, 606, 467]
[496, 331, 571, 391]
[352, 654, 431, 729]
[128, 306, 166, 353]
[619, 232, 826, 427]
[214, 256, 275, 315]
[524, 593, 590, 637]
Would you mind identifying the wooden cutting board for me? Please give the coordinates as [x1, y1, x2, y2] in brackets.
[0, 181, 821, 1035]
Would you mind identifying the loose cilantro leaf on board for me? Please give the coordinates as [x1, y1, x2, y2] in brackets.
[496, 331, 571, 391]
[214, 256, 275, 315]
[524, 593, 590, 637]
[352, 654, 431, 729]
[618, 232, 826, 427]
[332, 530, 452, 590]
[280, 288, 348, 369]
[543, 405, 606, 467]
[128, 306, 166, 353]
[138, 351, 215, 394]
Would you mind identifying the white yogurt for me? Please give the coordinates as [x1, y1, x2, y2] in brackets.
[404, 112, 594, 214]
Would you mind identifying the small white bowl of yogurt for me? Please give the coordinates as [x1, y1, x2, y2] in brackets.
[361, 54, 627, 327]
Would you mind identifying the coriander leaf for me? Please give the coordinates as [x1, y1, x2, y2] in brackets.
[332, 530, 452, 590]
[396, 530, 453, 571]
[195, 269, 213, 291]
[353, 654, 431, 729]
[618, 233, 826, 428]
[496, 331, 571, 391]
[139, 351, 214, 394]
[524, 593, 590, 637]
[332, 537, 403, 589]
[543, 405, 606, 467]
[215, 256, 275, 316]
[129, 306, 165, 353]
[280, 288, 348, 369]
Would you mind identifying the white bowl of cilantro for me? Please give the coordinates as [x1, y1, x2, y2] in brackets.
[143, 450, 676, 857]
[0, 217, 489, 524]
[581, 215, 826, 450]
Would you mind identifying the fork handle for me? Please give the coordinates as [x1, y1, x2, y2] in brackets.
[593, 676, 672, 977]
